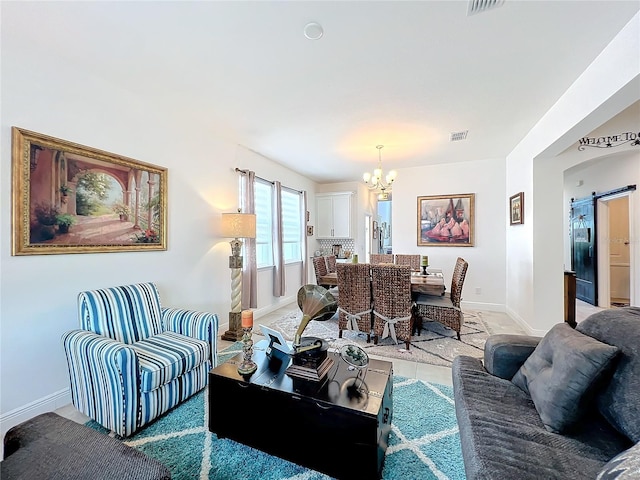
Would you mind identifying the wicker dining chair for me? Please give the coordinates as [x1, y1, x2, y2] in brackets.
[394, 254, 421, 271]
[325, 255, 337, 273]
[312, 256, 333, 288]
[336, 263, 373, 342]
[370, 253, 394, 264]
[413, 257, 469, 340]
[371, 264, 413, 350]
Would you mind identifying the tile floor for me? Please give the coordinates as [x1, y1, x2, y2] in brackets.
[54, 300, 602, 423]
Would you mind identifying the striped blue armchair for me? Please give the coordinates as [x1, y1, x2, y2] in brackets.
[62, 282, 218, 437]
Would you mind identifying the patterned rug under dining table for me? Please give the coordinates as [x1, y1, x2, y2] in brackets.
[318, 271, 446, 296]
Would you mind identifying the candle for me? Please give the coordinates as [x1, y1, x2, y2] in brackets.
[421, 255, 429, 267]
[241, 309, 253, 328]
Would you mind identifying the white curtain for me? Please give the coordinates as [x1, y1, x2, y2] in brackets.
[272, 181, 285, 297]
[241, 170, 257, 309]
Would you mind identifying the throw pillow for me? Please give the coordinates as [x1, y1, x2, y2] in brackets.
[511, 323, 619, 433]
[596, 441, 640, 479]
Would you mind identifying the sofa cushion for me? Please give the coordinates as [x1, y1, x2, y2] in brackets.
[453, 355, 630, 480]
[577, 307, 640, 443]
[596, 440, 640, 479]
[512, 323, 619, 433]
[1, 412, 171, 479]
[132, 331, 209, 392]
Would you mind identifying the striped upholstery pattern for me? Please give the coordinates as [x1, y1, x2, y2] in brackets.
[63, 282, 219, 437]
[132, 331, 209, 392]
[62, 330, 140, 437]
[79, 283, 163, 344]
[162, 307, 218, 367]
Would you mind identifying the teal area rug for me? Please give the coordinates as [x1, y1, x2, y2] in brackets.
[87, 348, 465, 479]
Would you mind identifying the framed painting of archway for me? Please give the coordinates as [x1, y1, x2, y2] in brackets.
[11, 127, 167, 255]
[417, 193, 475, 246]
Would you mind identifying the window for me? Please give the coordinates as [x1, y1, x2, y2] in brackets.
[254, 181, 303, 267]
[281, 189, 302, 263]
[255, 180, 273, 268]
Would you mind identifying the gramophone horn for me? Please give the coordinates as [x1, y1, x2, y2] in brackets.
[293, 285, 337, 348]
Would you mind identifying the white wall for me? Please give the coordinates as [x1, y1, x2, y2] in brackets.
[0, 26, 315, 432]
[392, 158, 507, 312]
[506, 12, 640, 334]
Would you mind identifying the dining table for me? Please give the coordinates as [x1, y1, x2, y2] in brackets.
[318, 269, 446, 296]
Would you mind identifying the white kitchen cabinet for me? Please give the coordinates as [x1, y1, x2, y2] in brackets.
[316, 193, 352, 238]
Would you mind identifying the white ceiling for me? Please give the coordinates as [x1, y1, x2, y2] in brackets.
[3, 1, 639, 184]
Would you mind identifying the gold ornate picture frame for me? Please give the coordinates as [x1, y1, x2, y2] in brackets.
[417, 193, 475, 246]
[11, 127, 168, 255]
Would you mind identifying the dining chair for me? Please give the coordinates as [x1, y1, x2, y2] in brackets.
[336, 263, 372, 342]
[413, 257, 469, 339]
[370, 253, 394, 264]
[313, 256, 336, 288]
[325, 255, 337, 273]
[394, 254, 421, 271]
[371, 264, 413, 350]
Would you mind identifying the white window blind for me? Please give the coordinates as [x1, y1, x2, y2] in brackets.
[255, 180, 273, 267]
[254, 180, 303, 267]
[281, 189, 302, 263]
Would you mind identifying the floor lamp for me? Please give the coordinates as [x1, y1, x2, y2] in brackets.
[221, 211, 256, 342]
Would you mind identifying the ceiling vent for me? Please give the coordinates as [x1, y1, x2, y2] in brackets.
[467, 0, 505, 16]
[450, 130, 468, 142]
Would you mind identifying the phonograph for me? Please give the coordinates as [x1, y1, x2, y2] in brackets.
[283, 284, 337, 382]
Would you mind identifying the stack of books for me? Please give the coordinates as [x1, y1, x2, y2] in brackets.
[285, 357, 334, 382]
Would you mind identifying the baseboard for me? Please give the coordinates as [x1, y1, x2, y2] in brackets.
[504, 305, 547, 337]
[462, 301, 505, 312]
[0, 387, 71, 441]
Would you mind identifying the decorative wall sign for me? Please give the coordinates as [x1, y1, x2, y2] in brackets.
[417, 193, 474, 246]
[12, 127, 168, 255]
[509, 192, 524, 225]
[578, 131, 640, 150]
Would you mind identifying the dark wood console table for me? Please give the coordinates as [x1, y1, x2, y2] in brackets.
[208, 340, 393, 479]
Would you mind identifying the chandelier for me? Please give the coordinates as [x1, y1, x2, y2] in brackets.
[362, 145, 397, 199]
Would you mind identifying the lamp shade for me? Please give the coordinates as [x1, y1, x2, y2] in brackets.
[221, 212, 256, 239]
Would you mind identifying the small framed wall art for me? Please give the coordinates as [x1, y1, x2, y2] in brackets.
[509, 192, 524, 225]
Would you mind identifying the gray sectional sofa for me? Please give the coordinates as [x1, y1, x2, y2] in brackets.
[452, 307, 640, 479]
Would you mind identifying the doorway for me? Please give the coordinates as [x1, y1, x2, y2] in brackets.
[570, 196, 597, 305]
[598, 194, 631, 308]
[571, 186, 635, 308]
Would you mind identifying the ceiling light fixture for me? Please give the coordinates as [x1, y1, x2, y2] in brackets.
[363, 145, 396, 199]
[304, 22, 323, 40]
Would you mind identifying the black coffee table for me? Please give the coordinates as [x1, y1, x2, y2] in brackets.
[208, 340, 393, 479]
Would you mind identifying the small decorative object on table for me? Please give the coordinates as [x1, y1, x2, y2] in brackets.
[237, 309, 257, 376]
[338, 344, 370, 401]
[421, 255, 429, 275]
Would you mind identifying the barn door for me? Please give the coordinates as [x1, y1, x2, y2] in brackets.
[571, 196, 597, 305]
